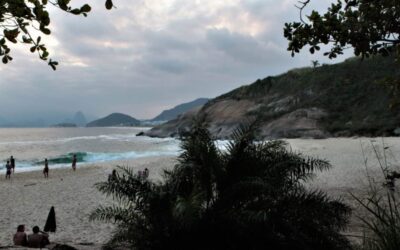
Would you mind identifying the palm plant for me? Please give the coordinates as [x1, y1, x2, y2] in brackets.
[354, 140, 400, 250]
[91, 121, 351, 250]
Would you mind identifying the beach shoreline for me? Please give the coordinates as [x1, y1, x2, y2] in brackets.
[1, 137, 400, 249]
[0, 156, 177, 249]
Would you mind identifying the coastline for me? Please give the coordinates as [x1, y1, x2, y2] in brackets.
[0, 156, 177, 248]
[1, 137, 400, 248]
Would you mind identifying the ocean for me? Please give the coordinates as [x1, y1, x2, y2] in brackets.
[0, 127, 181, 172]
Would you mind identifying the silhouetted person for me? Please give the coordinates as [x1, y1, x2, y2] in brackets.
[144, 168, 149, 178]
[27, 226, 50, 248]
[5, 160, 11, 179]
[13, 225, 27, 246]
[108, 169, 117, 182]
[72, 154, 77, 171]
[43, 159, 49, 178]
[10, 156, 15, 173]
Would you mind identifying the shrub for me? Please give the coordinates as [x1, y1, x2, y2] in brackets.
[91, 122, 351, 250]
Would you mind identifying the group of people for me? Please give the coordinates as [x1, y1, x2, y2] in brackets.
[4, 154, 78, 179]
[13, 225, 50, 248]
[107, 168, 149, 182]
[43, 154, 77, 178]
[5, 156, 15, 179]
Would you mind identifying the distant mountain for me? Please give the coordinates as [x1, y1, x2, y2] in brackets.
[61, 111, 87, 127]
[72, 111, 87, 126]
[146, 55, 400, 139]
[151, 98, 209, 122]
[86, 113, 140, 127]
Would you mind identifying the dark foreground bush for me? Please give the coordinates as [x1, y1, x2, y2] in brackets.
[90, 122, 351, 250]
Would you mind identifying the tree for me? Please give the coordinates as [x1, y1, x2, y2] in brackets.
[0, 0, 115, 70]
[311, 60, 320, 68]
[91, 121, 351, 250]
[284, 0, 400, 59]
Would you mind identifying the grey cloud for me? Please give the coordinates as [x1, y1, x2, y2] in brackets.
[0, 0, 352, 121]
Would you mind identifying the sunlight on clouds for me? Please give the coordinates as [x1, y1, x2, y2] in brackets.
[58, 51, 89, 67]
[207, 12, 267, 37]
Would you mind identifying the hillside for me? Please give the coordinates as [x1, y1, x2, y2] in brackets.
[151, 98, 209, 122]
[146, 56, 400, 139]
[86, 113, 140, 127]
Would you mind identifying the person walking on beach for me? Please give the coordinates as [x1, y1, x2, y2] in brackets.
[10, 155, 15, 173]
[43, 158, 49, 178]
[72, 154, 77, 171]
[5, 160, 11, 179]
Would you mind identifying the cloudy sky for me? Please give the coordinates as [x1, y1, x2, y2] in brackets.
[0, 0, 352, 123]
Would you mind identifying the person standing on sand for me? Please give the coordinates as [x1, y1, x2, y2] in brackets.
[10, 155, 15, 173]
[108, 169, 117, 182]
[5, 160, 11, 179]
[43, 158, 49, 178]
[72, 154, 77, 171]
[144, 168, 149, 178]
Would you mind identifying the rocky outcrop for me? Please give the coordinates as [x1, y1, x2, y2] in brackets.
[151, 98, 209, 122]
[258, 108, 328, 139]
[146, 102, 328, 139]
[146, 55, 400, 139]
[145, 106, 202, 138]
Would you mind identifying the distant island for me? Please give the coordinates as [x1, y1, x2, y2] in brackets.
[51, 123, 77, 128]
[86, 113, 140, 127]
[146, 55, 400, 139]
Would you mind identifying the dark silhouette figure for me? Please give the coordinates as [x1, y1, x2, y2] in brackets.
[72, 154, 77, 171]
[43, 159, 49, 178]
[108, 169, 117, 182]
[10, 156, 15, 173]
[44, 206, 56, 233]
[27, 226, 50, 248]
[144, 168, 149, 178]
[13, 224, 27, 246]
[5, 160, 11, 179]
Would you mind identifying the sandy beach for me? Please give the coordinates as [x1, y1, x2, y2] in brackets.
[0, 156, 177, 249]
[0, 137, 399, 249]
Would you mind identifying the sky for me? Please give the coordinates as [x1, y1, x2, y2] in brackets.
[0, 0, 352, 124]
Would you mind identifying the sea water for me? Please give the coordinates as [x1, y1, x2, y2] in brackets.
[0, 127, 181, 172]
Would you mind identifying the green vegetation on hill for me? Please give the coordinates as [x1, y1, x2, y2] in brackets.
[86, 113, 140, 127]
[212, 55, 400, 136]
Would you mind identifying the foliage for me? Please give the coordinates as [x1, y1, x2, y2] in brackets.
[215, 55, 400, 136]
[311, 60, 320, 68]
[0, 0, 115, 70]
[91, 121, 351, 250]
[353, 140, 400, 250]
[284, 0, 400, 59]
